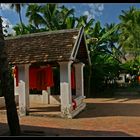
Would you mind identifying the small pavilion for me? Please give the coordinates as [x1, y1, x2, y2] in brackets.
[5, 27, 91, 119]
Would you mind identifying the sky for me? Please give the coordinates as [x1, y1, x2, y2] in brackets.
[1, 3, 140, 35]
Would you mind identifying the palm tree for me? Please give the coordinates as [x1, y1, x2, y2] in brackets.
[16, 4, 84, 33]
[13, 4, 125, 97]
[9, 3, 25, 25]
[0, 16, 21, 135]
[85, 21, 121, 96]
[13, 23, 28, 35]
[34, 4, 76, 30]
[118, 6, 140, 59]
[9, 3, 26, 35]
[58, 5, 76, 29]
[26, 4, 45, 29]
[40, 4, 61, 30]
[76, 15, 94, 34]
[13, 22, 47, 35]
[104, 23, 124, 62]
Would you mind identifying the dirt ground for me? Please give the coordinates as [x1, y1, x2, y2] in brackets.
[1, 96, 140, 137]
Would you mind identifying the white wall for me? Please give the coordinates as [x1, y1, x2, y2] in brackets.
[116, 74, 125, 84]
[0, 95, 19, 108]
[0, 94, 61, 108]
[30, 94, 60, 105]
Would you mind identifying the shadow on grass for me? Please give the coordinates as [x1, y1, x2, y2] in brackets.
[0, 122, 132, 136]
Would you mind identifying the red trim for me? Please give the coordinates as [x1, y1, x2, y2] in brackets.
[14, 66, 18, 87]
[72, 99, 77, 110]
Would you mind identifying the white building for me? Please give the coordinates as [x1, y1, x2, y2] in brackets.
[5, 27, 91, 119]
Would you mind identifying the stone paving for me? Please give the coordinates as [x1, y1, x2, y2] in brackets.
[1, 96, 140, 136]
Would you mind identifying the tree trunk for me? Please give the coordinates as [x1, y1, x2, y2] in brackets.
[19, 11, 23, 25]
[18, 11, 24, 34]
[0, 16, 21, 136]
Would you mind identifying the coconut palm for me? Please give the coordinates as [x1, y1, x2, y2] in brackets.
[12, 4, 124, 97]
[104, 23, 125, 62]
[58, 5, 76, 29]
[10, 4, 25, 25]
[13, 22, 47, 35]
[26, 4, 45, 29]
[25, 4, 77, 31]
[76, 15, 94, 35]
[9, 3, 26, 35]
[118, 6, 140, 59]
[39, 4, 60, 30]
[40, 4, 76, 30]
[85, 21, 122, 96]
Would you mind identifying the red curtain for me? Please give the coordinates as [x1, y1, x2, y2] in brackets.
[13, 65, 54, 90]
[13, 66, 18, 87]
[37, 68, 46, 90]
[44, 65, 54, 88]
[29, 66, 54, 90]
[29, 67, 39, 90]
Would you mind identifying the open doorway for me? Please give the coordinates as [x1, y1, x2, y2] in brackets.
[29, 65, 62, 118]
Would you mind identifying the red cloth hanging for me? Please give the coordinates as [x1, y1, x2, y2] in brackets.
[71, 67, 75, 89]
[36, 66, 54, 90]
[39, 67, 48, 90]
[29, 66, 54, 90]
[44, 65, 54, 88]
[36, 68, 44, 90]
[29, 67, 39, 89]
[14, 66, 18, 87]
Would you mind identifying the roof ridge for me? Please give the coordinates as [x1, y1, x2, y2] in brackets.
[5, 28, 80, 40]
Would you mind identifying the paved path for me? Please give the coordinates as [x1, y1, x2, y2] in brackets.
[1, 96, 140, 136]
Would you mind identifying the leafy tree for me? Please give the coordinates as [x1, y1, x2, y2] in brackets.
[10, 4, 25, 25]
[12, 4, 125, 97]
[119, 6, 140, 59]
[85, 21, 122, 96]
[9, 4, 26, 34]
[26, 4, 45, 29]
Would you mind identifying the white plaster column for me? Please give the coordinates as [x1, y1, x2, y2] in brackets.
[12, 66, 19, 106]
[18, 64, 30, 116]
[74, 63, 85, 97]
[42, 87, 50, 104]
[59, 61, 73, 118]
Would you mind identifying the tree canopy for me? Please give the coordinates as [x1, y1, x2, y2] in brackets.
[4, 3, 140, 95]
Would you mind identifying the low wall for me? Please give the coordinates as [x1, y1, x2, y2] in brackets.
[0, 95, 19, 108]
[0, 94, 61, 108]
[30, 94, 61, 105]
[71, 96, 86, 118]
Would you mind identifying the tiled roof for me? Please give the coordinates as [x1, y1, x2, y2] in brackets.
[4, 28, 90, 65]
